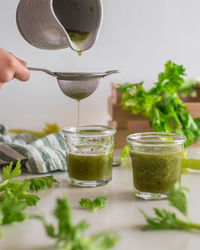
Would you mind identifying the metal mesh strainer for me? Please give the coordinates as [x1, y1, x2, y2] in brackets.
[28, 67, 119, 100]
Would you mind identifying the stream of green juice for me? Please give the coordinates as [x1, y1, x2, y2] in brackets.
[77, 100, 80, 127]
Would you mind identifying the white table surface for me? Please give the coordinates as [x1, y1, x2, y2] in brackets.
[0, 148, 200, 250]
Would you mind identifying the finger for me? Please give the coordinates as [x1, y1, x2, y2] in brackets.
[0, 82, 4, 89]
[14, 60, 30, 81]
[16, 57, 27, 66]
[8, 52, 27, 67]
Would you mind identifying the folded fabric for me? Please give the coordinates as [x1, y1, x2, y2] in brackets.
[0, 125, 67, 173]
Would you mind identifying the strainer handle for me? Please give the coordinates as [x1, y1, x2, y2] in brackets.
[27, 67, 57, 78]
[103, 70, 120, 77]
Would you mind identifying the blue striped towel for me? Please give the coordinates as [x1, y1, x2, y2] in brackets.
[0, 125, 67, 173]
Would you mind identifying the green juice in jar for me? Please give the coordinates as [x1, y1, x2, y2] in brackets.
[130, 150, 183, 193]
[67, 151, 113, 181]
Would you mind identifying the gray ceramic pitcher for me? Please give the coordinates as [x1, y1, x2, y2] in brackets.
[16, 0, 103, 52]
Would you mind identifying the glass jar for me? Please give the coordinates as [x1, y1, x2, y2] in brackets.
[127, 132, 186, 200]
[62, 125, 116, 187]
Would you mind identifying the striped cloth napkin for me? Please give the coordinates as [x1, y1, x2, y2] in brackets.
[0, 125, 67, 173]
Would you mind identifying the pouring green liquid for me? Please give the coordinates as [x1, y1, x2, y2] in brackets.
[77, 100, 80, 127]
[67, 30, 89, 56]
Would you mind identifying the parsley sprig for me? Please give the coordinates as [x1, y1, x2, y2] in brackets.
[0, 159, 58, 230]
[0, 161, 119, 249]
[119, 61, 200, 148]
[79, 196, 107, 212]
[141, 183, 200, 231]
[36, 197, 119, 250]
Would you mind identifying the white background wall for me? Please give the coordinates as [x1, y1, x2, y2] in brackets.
[1, 0, 200, 130]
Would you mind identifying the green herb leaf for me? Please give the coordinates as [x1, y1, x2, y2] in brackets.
[0, 160, 58, 227]
[140, 184, 200, 232]
[118, 82, 143, 92]
[119, 60, 200, 148]
[121, 145, 130, 161]
[2, 159, 21, 181]
[18, 193, 40, 206]
[79, 196, 107, 212]
[54, 197, 73, 237]
[141, 208, 184, 230]
[168, 183, 189, 218]
[36, 197, 119, 250]
[182, 158, 200, 172]
[0, 189, 28, 225]
[25, 175, 58, 191]
[178, 78, 199, 97]
[90, 232, 120, 249]
[141, 208, 200, 232]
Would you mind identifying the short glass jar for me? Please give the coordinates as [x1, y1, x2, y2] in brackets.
[127, 132, 186, 200]
[62, 125, 116, 187]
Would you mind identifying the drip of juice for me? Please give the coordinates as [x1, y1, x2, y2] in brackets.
[67, 30, 89, 56]
[77, 50, 82, 56]
[77, 100, 80, 127]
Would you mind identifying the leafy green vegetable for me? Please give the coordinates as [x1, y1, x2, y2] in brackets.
[0, 159, 58, 227]
[178, 78, 199, 98]
[25, 175, 58, 191]
[36, 197, 119, 250]
[120, 145, 130, 162]
[2, 160, 21, 180]
[119, 61, 200, 148]
[141, 183, 200, 232]
[0, 161, 118, 249]
[141, 208, 200, 231]
[179, 149, 200, 174]
[167, 183, 189, 218]
[0, 189, 29, 225]
[79, 196, 107, 212]
[182, 158, 200, 172]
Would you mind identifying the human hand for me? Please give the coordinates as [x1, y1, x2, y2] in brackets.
[0, 48, 30, 89]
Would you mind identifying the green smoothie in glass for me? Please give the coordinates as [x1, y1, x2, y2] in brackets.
[127, 132, 186, 200]
[62, 125, 116, 187]
[67, 151, 113, 181]
[130, 150, 183, 194]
